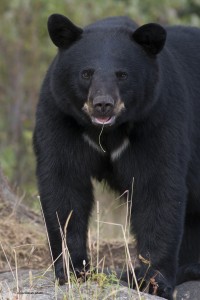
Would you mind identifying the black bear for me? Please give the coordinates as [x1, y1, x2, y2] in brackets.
[33, 14, 200, 299]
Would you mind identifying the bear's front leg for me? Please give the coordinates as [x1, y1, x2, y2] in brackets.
[39, 168, 94, 284]
[130, 176, 187, 300]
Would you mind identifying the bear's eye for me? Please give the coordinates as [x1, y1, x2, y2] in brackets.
[81, 69, 94, 80]
[115, 71, 128, 80]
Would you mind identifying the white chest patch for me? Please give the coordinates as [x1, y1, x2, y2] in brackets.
[83, 133, 103, 154]
[83, 133, 130, 161]
[110, 138, 130, 161]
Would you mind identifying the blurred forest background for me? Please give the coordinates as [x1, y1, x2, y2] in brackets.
[0, 0, 200, 209]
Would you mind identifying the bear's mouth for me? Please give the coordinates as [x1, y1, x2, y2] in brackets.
[91, 116, 116, 126]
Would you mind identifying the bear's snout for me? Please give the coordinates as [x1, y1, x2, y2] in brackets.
[93, 95, 114, 115]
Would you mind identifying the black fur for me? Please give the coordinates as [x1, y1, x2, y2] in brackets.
[33, 14, 200, 299]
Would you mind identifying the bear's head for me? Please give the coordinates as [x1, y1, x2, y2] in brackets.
[48, 14, 166, 128]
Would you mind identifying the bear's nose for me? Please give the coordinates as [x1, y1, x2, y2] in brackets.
[93, 95, 114, 114]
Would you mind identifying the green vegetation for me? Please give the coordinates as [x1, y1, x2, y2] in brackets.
[0, 0, 200, 203]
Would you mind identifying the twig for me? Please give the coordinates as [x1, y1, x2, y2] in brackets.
[0, 240, 16, 281]
[98, 124, 106, 153]
[96, 201, 100, 274]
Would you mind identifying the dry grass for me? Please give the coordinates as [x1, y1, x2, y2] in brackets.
[0, 170, 50, 271]
[0, 201, 50, 271]
[0, 197, 137, 273]
[0, 170, 144, 299]
[45, 177, 143, 299]
[0, 194, 137, 270]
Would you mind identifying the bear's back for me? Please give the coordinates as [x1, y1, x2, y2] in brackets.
[84, 16, 138, 32]
[165, 25, 200, 56]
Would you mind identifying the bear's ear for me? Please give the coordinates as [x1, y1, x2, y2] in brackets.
[132, 23, 166, 55]
[47, 14, 83, 48]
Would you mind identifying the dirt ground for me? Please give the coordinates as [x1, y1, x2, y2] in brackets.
[1, 218, 200, 300]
